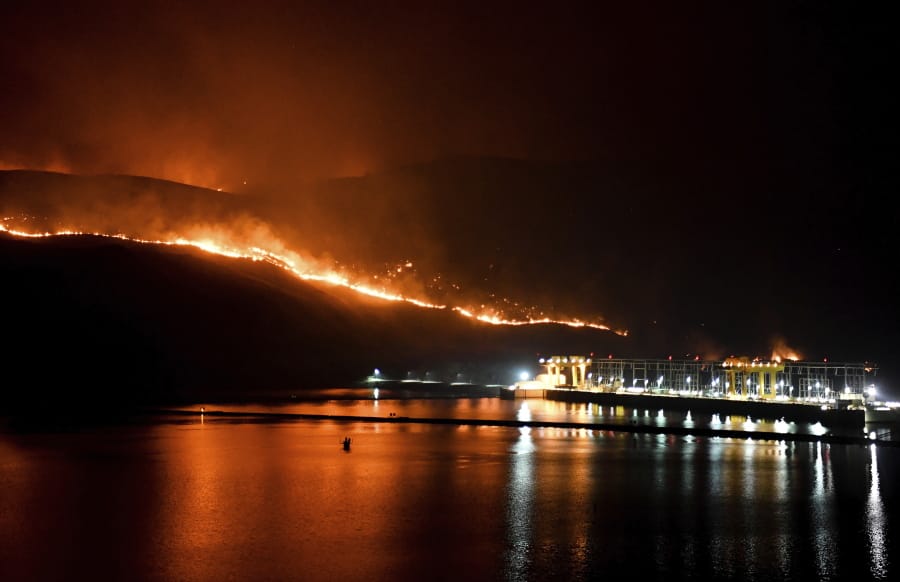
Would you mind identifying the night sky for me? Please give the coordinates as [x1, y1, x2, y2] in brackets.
[2, 2, 898, 390]
[2, 1, 890, 187]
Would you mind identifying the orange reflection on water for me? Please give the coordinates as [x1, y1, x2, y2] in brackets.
[147, 418, 513, 580]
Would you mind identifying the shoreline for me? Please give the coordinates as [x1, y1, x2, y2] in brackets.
[141, 408, 899, 447]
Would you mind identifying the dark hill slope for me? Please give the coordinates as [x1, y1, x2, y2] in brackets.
[1, 233, 623, 413]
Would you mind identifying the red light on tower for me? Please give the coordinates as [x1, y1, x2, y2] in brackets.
[608, 354, 613, 359]
[668, 355, 672, 361]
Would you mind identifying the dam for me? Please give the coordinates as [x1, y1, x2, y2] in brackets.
[503, 355, 878, 428]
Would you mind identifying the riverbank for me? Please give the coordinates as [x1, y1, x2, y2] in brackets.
[141, 408, 896, 447]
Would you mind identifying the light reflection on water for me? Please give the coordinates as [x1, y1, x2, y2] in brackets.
[813, 441, 837, 578]
[1, 398, 898, 582]
[868, 444, 888, 579]
[506, 427, 535, 582]
[211, 396, 864, 440]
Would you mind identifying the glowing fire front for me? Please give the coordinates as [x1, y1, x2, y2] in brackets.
[0, 219, 625, 334]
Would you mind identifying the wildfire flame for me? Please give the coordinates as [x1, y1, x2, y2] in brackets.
[0, 219, 626, 334]
[770, 337, 802, 363]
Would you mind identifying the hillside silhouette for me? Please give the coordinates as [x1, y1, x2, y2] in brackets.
[1, 232, 626, 415]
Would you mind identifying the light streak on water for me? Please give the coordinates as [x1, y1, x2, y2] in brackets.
[506, 426, 536, 581]
[867, 444, 887, 579]
[812, 442, 836, 578]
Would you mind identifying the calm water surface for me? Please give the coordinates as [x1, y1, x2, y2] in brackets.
[1, 396, 898, 581]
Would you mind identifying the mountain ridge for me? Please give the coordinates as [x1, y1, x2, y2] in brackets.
[1, 231, 625, 415]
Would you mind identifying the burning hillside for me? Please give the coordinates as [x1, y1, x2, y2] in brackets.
[0, 230, 623, 410]
[0, 170, 623, 333]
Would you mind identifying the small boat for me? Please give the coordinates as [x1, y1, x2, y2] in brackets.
[342, 437, 352, 451]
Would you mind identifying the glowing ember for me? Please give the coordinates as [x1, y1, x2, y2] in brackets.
[0, 220, 625, 334]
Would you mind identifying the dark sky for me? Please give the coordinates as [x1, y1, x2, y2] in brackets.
[2, 1, 898, 387]
[1, 1, 891, 189]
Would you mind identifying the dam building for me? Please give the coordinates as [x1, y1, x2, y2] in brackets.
[524, 355, 877, 406]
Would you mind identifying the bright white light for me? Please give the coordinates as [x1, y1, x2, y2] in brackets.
[519, 371, 530, 381]
[374, 368, 381, 376]
[517, 402, 532, 422]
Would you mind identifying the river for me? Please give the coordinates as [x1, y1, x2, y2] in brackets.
[1, 394, 898, 581]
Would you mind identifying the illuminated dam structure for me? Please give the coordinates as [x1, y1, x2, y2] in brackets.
[520, 355, 878, 407]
